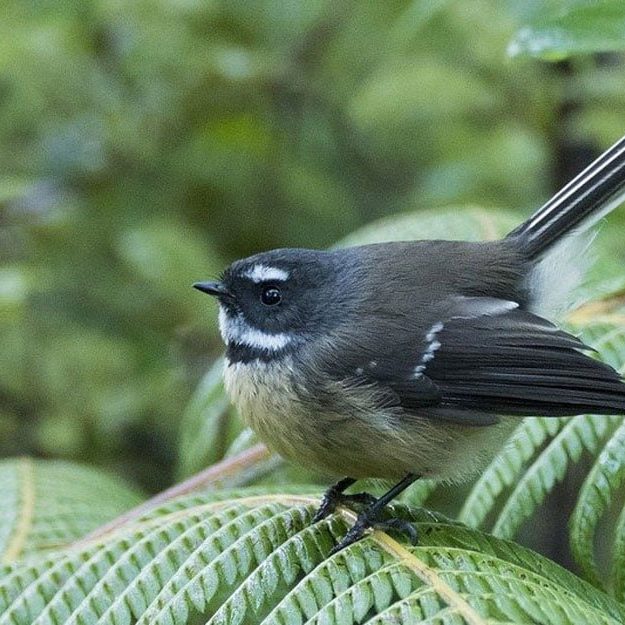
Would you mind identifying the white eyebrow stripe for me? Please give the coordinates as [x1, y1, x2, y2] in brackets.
[243, 264, 289, 283]
[218, 308, 292, 351]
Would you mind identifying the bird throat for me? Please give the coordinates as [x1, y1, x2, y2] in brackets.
[219, 307, 295, 363]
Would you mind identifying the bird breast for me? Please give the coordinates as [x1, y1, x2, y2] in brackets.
[223, 356, 515, 481]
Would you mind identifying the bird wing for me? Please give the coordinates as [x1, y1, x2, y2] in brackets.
[342, 296, 625, 426]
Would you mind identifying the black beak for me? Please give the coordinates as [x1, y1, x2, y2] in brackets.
[193, 281, 232, 299]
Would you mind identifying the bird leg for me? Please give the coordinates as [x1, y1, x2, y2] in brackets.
[313, 477, 377, 523]
[330, 473, 420, 554]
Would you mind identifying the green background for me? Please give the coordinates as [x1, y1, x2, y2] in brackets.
[2, 0, 625, 496]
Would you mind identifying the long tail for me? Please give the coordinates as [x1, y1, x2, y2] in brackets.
[507, 134, 625, 260]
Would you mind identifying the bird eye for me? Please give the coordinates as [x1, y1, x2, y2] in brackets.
[261, 285, 282, 306]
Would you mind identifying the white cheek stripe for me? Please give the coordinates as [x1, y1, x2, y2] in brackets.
[243, 264, 289, 283]
[218, 308, 292, 351]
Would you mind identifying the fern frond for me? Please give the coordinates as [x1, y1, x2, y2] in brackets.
[0, 545, 101, 623]
[570, 419, 625, 589]
[2, 490, 624, 625]
[0, 458, 142, 563]
[459, 417, 565, 529]
[400, 479, 438, 508]
[36, 504, 275, 625]
[611, 486, 625, 602]
[577, 322, 625, 371]
[491, 413, 620, 539]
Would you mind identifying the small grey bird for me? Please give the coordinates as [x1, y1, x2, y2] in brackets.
[195, 135, 625, 552]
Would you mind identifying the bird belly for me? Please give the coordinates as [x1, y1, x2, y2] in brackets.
[223, 357, 515, 481]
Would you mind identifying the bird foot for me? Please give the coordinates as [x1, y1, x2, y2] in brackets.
[330, 508, 419, 554]
[313, 488, 377, 523]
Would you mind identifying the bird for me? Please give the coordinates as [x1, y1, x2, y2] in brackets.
[194, 134, 625, 553]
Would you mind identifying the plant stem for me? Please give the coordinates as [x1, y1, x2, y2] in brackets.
[75, 443, 271, 545]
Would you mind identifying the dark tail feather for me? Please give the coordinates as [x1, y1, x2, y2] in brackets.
[507, 134, 625, 260]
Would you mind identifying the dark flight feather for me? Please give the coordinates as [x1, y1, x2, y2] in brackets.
[334, 296, 625, 426]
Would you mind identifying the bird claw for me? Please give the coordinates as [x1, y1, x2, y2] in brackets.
[374, 516, 419, 545]
[329, 507, 419, 554]
[313, 490, 377, 523]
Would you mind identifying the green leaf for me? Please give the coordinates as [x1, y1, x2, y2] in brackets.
[508, 1, 625, 60]
[0, 177, 32, 203]
[570, 420, 625, 589]
[491, 413, 618, 539]
[2, 489, 624, 625]
[338, 206, 519, 248]
[0, 458, 142, 563]
[459, 417, 566, 529]
[116, 218, 223, 318]
[177, 358, 235, 478]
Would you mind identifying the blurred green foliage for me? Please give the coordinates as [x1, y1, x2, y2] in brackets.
[509, 1, 625, 59]
[2, 0, 625, 492]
